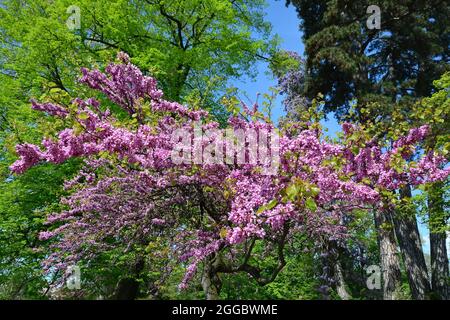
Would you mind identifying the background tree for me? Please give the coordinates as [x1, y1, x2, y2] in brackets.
[286, 0, 449, 299]
[286, 0, 449, 120]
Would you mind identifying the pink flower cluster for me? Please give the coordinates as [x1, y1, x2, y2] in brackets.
[342, 123, 449, 189]
[11, 53, 449, 288]
[31, 99, 69, 118]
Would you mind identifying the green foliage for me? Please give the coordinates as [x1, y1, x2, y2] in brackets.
[288, 0, 449, 121]
[218, 240, 320, 300]
[0, 0, 278, 104]
[0, 0, 279, 299]
[0, 0, 447, 300]
[0, 160, 80, 299]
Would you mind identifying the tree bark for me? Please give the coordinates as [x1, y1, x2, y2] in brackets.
[393, 185, 431, 299]
[325, 242, 352, 300]
[334, 258, 352, 300]
[430, 232, 449, 300]
[373, 209, 403, 299]
[201, 255, 221, 300]
[428, 182, 449, 300]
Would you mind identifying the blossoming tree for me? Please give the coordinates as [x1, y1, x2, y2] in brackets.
[11, 53, 449, 299]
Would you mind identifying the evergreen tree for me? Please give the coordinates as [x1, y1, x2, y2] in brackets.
[286, 0, 449, 299]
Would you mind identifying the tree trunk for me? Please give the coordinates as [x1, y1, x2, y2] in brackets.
[334, 259, 352, 300]
[430, 232, 449, 300]
[169, 64, 190, 102]
[373, 209, 403, 299]
[393, 185, 431, 299]
[324, 242, 352, 300]
[428, 182, 449, 300]
[201, 255, 221, 300]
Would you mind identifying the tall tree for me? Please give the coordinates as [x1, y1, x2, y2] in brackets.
[286, 0, 449, 299]
[417, 73, 450, 300]
[286, 0, 449, 120]
[0, 0, 277, 108]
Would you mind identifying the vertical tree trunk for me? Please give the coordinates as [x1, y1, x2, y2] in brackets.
[334, 259, 352, 300]
[325, 242, 352, 300]
[430, 232, 449, 300]
[201, 255, 220, 300]
[428, 182, 449, 300]
[373, 209, 403, 299]
[169, 64, 190, 102]
[393, 185, 431, 299]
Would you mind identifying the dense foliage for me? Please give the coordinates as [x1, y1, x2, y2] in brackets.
[7, 53, 450, 299]
[0, 0, 448, 300]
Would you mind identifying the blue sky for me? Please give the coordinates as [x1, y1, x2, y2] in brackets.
[231, 0, 303, 124]
[230, 0, 447, 256]
[232, 0, 341, 135]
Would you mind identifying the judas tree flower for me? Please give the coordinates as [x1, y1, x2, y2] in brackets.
[38, 231, 55, 241]
[10, 53, 449, 290]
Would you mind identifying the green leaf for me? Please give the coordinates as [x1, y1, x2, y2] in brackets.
[286, 183, 299, 201]
[256, 199, 278, 214]
[78, 112, 89, 120]
[305, 198, 317, 212]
